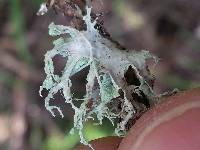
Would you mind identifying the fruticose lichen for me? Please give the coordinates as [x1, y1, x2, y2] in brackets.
[40, 6, 158, 149]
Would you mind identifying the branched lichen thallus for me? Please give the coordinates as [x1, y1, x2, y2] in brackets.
[39, 6, 158, 149]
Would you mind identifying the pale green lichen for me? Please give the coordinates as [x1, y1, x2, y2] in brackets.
[40, 6, 157, 149]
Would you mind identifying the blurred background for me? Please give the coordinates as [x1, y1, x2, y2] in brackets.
[0, 0, 199, 150]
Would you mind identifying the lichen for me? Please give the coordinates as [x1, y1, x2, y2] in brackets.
[39, 6, 158, 149]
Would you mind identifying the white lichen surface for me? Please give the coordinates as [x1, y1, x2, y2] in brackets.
[40, 7, 157, 148]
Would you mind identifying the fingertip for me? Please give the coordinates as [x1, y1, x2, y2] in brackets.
[118, 88, 200, 150]
[75, 136, 122, 150]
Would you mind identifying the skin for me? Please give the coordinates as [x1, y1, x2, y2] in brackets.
[119, 88, 200, 150]
[75, 136, 122, 150]
[77, 88, 200, 150]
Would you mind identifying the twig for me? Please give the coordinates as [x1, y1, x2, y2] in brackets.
[0, 51, 42, 83]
